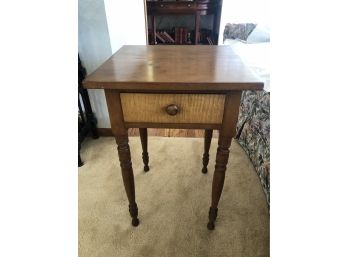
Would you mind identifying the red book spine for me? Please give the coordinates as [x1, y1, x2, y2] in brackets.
[175, 27, 180, 44]
[179, 27, 183, 44]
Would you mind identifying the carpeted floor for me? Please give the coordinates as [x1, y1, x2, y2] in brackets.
[79, 136, 269, 257]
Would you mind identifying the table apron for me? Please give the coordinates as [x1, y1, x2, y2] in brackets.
[124, 122, 221, 130]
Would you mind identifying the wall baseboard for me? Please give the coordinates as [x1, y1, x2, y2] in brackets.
[97, 128, 113, 137]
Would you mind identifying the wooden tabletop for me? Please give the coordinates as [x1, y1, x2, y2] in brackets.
[83, 45, 263, 91]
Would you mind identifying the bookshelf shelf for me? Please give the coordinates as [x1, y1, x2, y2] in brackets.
[146, 0, 222, 45]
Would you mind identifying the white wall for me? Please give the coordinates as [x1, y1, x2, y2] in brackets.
[104, 0, 147, 54]
[218, 0, 270, 44]
[78, 0, 113, 128]
[79, 0, 147, 128]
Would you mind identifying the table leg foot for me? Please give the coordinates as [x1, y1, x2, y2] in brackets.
[132, 218, 140, 226]
[144, 164, 150, 172]
[207, 222, 215, 230]
[207, 207, 218, 230]
[202, 167, 208, 174]
[129, 203, 140, 227]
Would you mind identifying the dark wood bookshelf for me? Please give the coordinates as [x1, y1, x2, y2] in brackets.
[146, 0, 222, 45]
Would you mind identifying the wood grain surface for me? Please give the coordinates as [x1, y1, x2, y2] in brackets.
[83, 45, 264, 91]
[120, 93, 225, 124]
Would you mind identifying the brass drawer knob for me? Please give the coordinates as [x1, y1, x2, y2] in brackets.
[166, 104, 180, 116]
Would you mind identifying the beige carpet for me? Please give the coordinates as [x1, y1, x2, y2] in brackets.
[79, 137, 269, 257]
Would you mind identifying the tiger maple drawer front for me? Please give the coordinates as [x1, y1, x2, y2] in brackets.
[120, 93, 226, 124]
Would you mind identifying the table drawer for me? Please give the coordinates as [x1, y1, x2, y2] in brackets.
[120, 93, 225, 124]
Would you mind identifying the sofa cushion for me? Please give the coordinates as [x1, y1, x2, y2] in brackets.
[223, 23, 257, 41]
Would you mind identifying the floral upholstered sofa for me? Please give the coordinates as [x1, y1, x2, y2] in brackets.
[224, 23, 270, 206]
[236, 90, 270, 206]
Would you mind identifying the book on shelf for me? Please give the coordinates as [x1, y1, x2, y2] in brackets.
[179, 28, 183, 44]
[150, 27, 217, 45]
[206, 37, 214, 45]
[159, 31, 170, 43]
[163, 31, 175, 43]
[149, 29, 177, 44]
[155, 32, 166, 43]
[175, 27, 180, 44]
[174, 27, 190, 45]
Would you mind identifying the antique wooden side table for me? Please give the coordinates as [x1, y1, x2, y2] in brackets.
[83, 45, 263, 230]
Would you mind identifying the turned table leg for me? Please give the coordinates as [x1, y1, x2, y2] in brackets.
[115, 135, 139, 226]
[105, 90, 140, 227]
[207, 92, 241, 230]
[202, 129, 213, 174]
[207, 135, 232, 230]
[139, 128, 150, 172]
